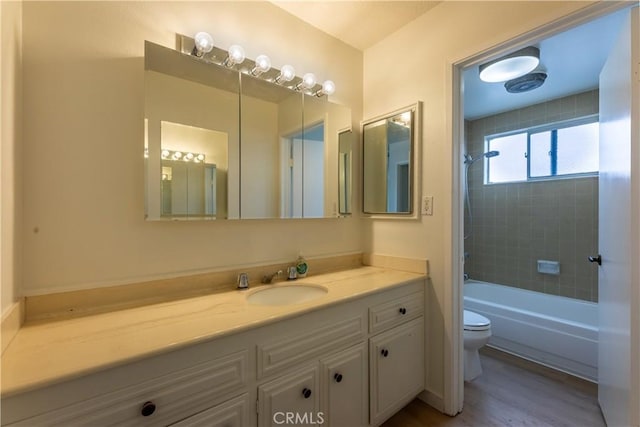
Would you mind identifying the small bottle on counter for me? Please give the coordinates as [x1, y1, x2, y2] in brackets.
[296, 255, 308, 278]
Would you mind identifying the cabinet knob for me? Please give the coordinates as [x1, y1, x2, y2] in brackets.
[381, 348, 389, 357]
[140, 401, 156, 417]
[399, 307, 407, 315]
[334, 373, 343, 383]
[302, 388, 312, 399]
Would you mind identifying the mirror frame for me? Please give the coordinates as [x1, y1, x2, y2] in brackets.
[361, 101, 422, 218]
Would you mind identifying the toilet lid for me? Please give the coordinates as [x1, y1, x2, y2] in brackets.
[464, 310, 491, 331]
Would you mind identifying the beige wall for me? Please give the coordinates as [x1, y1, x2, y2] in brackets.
[465, 90, 599, 302]
[1, 0, 23, 316]
[21, 1, 363, 294]
[362, 0, 596, 403]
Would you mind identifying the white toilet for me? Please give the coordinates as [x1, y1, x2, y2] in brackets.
[463, 310, 492, 381]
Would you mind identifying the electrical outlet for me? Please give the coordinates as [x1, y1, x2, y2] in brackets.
[422, 196, 433, 216]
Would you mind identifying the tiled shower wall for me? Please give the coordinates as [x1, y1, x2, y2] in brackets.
[464, 90, 599, 302]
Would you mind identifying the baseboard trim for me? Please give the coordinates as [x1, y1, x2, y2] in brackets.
[418, 388, 444, 413]
[2, 299, 24, 354]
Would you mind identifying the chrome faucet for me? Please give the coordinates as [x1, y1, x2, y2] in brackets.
[237, 272, 249, 290]
[261, 270, 283, 284]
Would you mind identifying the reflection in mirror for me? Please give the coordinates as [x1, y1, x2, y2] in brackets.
[338, 130, 353, 215]
[160, 122, 228, 218]
[144, 41, 239, 220]
[240, 73, 303, 219]
[363, 106, 416, 215]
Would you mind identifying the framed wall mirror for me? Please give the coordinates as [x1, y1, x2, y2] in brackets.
[362, 102, 421, 216]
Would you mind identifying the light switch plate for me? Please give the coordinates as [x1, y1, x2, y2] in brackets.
[422, 196, 433, 216]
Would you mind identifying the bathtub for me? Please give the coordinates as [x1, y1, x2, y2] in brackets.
[464, 280, 598, 381]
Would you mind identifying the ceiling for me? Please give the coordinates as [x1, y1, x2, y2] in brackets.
[271, 2, 627, 120]
[463, 9, 627, 120]
[271, 1, 441, 50]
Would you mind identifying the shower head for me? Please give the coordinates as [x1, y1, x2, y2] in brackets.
[464, 150, 500, 165]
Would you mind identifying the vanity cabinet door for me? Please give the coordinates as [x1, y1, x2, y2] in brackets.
[258, 365, 321, 427]
[369, 317, 424, 426]
[320, 344, 368, 427]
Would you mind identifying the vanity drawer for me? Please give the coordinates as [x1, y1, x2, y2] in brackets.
[8, 350, 249, 427]
[369, 291, 423, 334]
[257, 316, 365, 379]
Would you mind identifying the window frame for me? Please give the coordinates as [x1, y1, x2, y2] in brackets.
[484, 114, 599, 185]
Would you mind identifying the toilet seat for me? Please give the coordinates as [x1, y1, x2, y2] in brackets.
[464, 310, 491, 331]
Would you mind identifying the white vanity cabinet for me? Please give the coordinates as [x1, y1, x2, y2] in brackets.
[2, 277, 425, 427]
[258, 365, 321, 427]
[369, 293, 425, 426]
[320, 343, 368, 427]
[2, 342, 254, 427]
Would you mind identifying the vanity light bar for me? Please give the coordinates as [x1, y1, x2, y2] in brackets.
[177, 33, 336, 97]
[161, 149, 205, 163]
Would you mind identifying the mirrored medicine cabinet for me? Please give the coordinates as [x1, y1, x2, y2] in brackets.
[144, 40, 352, 220]
[362, 102, 421, 216]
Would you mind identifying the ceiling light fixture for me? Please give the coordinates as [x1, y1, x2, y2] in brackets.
[479, 46, 540, 83]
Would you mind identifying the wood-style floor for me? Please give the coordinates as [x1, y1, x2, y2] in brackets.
[383, 347, 605, 427]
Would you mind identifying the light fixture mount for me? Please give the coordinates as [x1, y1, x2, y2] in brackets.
[479, 46, 540, 83]
[176, 33, 334, 97]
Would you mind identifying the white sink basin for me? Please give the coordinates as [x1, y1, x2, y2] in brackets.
[246, 283, 328, 306]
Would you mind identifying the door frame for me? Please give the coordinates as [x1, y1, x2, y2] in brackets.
[448, 0, 636, 416]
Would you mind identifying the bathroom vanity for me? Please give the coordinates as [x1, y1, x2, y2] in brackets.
[1, 268, 425, 426]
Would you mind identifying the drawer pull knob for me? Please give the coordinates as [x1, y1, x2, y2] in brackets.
[399, 307, 407, 315]
[302, 388, 312, 399]
[381, 349, 389, 357]
[141, 401, 156, 417]
[334, 373, 343, 383]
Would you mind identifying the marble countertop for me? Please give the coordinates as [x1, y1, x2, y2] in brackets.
[1, 267, 424, 397]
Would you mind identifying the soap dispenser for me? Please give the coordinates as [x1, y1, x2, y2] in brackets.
[296, 255, 308, 278]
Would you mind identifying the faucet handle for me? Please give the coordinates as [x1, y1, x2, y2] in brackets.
[237, 273, 249, 290]
[287, 266, 298, 280]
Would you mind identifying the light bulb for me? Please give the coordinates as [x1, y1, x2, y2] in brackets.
[316, 80, 335, 97]
[196, 154, 205, 162]
[161, 149, 170, 159]
[193, 32, 214, 57]
[173, 151, 183, 160]
[224, 44, 245, 67]
[184, 153, 194, 161]
[275, 64, 296, 84]
[296, 72, 317, 90]
[251, 54, 271, 76]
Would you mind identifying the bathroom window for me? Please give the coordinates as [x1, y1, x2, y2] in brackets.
[485, 116, 599, 184]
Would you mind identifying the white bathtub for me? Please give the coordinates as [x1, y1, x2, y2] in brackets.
[464, 280, 598, 381]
